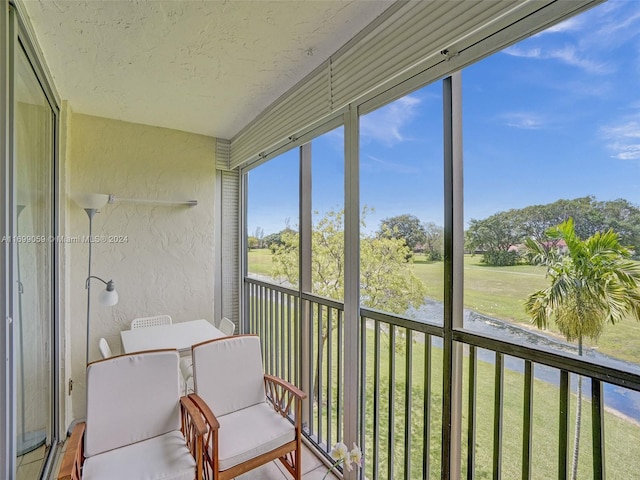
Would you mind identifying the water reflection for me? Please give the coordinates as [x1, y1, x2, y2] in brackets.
[408, 300, 640, 422]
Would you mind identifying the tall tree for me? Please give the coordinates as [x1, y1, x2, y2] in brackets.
[247, 236, 259, 250]
[465, 209, 524, 265]
[253, 226, 265, 248]
[422, 221, 444, 261]
[273, 209, 426, 311]
[593, 198, 640, 253]
[525, 218, 640, 480]
[378, 214, 427, 253]
[272, 209, 427, 398]
[519, 197, 595, 249]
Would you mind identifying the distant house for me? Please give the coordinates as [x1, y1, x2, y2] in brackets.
[509, 239, 568, 255]
[542, 239, 569, 254]
[508, 244, 526, 254]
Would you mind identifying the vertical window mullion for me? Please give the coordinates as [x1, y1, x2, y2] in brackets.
[300, 144, 312, 431]
[442, 72, 464, 480]
[343, 104, 360, 475]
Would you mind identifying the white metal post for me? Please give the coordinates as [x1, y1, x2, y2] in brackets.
[343, 104, 360, 479]
[213, 170, 223, 324]
[300, 143, 312, 426]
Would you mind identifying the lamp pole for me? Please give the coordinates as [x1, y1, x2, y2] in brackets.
[84, 207, 98, 366]
[74, 193, 116, 365]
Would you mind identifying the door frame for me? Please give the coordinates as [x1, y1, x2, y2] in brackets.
[3, 2, 61, 478]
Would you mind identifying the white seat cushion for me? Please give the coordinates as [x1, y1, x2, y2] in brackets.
[179, 358, 193, 394]
[83, 430, 196, 480]
[216, 402, 295, 472]
[193, 336, 266, 417]
[85, 350, 181, 457]
[179, 357, 193, 379]
[184, 375, 194, 395]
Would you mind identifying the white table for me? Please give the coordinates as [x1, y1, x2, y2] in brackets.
[120, 319, 225, 354]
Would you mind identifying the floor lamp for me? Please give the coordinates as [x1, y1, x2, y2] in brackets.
[73, 193, 119, 365]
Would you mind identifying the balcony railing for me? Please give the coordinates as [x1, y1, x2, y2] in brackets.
[244, 276, 640, 479]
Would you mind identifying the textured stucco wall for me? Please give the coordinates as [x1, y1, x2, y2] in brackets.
[67, 113, 216, 420]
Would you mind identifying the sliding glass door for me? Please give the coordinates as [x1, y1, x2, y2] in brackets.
[13, 32, 57, 480]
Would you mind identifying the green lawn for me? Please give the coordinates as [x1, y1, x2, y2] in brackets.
[303, 323, 640, 479]
[248, 249, 640, 363]
[361, 329, 640, 479]
[247, 248, 276, 276]
[412, 255, 640, 364]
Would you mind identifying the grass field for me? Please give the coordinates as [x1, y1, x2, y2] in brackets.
[359, 329, 640, 479]
[248, 248, 640, 364]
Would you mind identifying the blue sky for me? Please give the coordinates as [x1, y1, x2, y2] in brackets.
[248, 0, 640, 236]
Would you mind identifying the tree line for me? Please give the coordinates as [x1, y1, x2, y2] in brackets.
[251, 212, 445, 261]
[466, 196, 640, 265]
[250, 196, 640, 267]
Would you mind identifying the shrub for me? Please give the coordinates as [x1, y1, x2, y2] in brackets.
[481, 250, 519, 266]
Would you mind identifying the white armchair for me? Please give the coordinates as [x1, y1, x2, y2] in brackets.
[180, 318, 235, 395]
[216, 317, 235, 336]
[188, 335, 306, 480]
[97, 338, 112, 359]
[57, 350, 205, 480]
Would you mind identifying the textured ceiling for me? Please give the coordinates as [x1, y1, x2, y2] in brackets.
[21, 0, 395, 139]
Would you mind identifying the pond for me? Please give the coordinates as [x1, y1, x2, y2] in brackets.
[408, 300, 640, 423]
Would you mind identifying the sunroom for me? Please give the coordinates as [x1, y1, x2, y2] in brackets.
[3, 0, 640, 479]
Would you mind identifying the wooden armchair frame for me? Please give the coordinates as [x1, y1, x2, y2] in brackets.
[189, 374, 306, 480]
[57, 397, 205, 480]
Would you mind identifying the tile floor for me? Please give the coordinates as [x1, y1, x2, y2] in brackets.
[235, 443, 338, 479]
[16, 444, 48, 480]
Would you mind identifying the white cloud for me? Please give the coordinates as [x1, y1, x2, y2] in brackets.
[360, 95, 421, 146]
[554, 1, 640, 51]
[502, 3, 640, 76]
[600, 119, 640, 160]
[596, 8, 640, 39]
[503, 44, 610, 74]
[545, 17, 584, 34]
[601, 121, 640, 139]
[609, 144, 640, 161]
[361, 154, 420, 175]
[548, 46, 612, 74]
[532, 17, 585, 37]
[503, 46, 541, 59]
[502, 112, 545, 130]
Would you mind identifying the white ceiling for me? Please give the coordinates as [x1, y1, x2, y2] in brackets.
[21, 0, 395, 139]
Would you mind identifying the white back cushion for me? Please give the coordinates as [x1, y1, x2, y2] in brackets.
[193, 336, 265, 417]
[85, 350, 181, 457]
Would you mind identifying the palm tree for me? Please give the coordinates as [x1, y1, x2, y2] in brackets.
[525, 218, 640, 480]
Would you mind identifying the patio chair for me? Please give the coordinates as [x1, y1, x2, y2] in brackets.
[97, 338, 112, 359]
[180, 362, 195, 396]
[179, 317, 235, 395]
[188, 335, 306, 480]
[216, 317, 235, 336]
[57, 350, 205, 480]
[130, 314, 172, 329]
